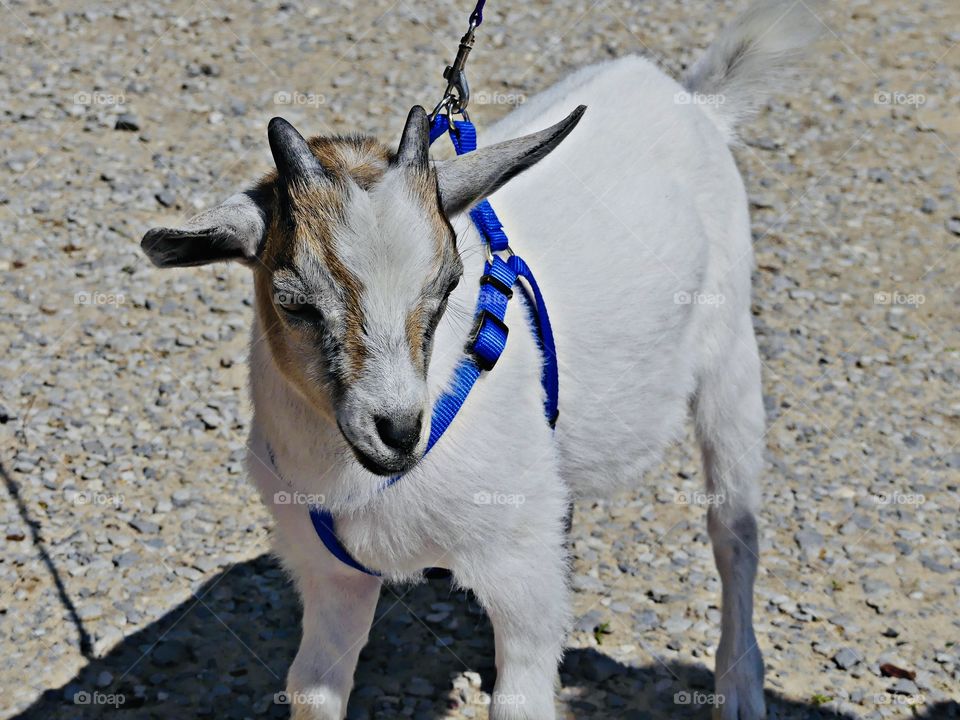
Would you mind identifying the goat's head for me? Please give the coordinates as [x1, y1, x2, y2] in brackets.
[141, 104, 585, 475]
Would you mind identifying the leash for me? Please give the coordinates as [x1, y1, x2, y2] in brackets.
[266, 0, 559, 577]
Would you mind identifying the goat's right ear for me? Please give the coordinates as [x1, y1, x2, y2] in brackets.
[141, 189, 268, 268]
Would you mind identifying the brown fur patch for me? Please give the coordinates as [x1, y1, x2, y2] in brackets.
[287, 181, 368, 379]
[308, 135, 390, 190]
[405, 299, 429, 370]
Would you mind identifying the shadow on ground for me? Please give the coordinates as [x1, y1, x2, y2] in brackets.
[12, 555, 959, 719]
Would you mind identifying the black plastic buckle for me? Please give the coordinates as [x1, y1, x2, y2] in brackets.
[467, 309, 509, 371]
[479, 273, 514, 299]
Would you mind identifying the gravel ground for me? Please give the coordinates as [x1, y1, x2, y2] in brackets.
[2, 0, 959, 718]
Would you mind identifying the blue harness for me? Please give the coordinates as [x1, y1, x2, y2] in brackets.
[268, 116, 559, 576]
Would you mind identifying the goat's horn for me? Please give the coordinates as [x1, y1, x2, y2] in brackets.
[396, 106, 430, 169]
[268, 117, 329, 185]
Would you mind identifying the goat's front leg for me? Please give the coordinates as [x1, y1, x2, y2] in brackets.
[285, 568, 380, 720]
[460, 531, 570, 720]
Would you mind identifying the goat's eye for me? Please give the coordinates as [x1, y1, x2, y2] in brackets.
[275, 292, 323, 322]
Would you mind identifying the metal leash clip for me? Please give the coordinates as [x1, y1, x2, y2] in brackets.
[429, 0, 486, 123]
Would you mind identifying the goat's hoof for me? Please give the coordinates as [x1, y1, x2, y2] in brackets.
[714, 642, 765, 719]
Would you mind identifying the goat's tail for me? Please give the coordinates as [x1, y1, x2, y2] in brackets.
[682, 0, 821, 144]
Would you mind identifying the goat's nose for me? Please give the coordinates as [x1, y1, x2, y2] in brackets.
[374, 411, 423, 453]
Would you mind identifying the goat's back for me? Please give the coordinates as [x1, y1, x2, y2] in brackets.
[471, 56, 753, 494]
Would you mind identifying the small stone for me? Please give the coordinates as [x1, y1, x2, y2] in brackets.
[946, 217, 960, 236]
[77, 604, 104, 621]
[889, 678, 919, 695]
[96, 671, 113, 688]
[572, 574, 604, 593]
[406, 677, 434, 697]
[663, 616, 692, 634]
[155, 190, 175, 207]
[833, 647, 861, 670]
[129, 518, 160, 535]
[152, 640, 189, 667]
[115, 113, 140, 131]
[574, 609, 605, 632]
[199, 408, 222, 429]
[582, 652, 622, 682]
[795, 529, 824, 553]
[920, 556, 950, 574]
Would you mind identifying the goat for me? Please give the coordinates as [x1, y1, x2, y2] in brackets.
[141, 1, 818, 717]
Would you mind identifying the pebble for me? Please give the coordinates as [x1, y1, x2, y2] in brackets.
[115, 113, 140, 131]
[833, 647, 861, 670]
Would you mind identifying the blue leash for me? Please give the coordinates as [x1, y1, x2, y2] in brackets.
[267, 117, 559, 577]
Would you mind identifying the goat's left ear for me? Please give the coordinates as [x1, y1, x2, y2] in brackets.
[435, 105, 586, 216]
[141, 189, 269, 268]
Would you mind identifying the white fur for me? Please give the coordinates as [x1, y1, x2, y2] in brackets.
[177, 3, 818, 717]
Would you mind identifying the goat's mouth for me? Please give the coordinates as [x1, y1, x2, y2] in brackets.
[337, 421, 418, 477]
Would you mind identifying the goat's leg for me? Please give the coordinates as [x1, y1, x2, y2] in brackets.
[285, 567, 380, 720]
[693, 317, 766, 720]
[459, 528, 569, 720]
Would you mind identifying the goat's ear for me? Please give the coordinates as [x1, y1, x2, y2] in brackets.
[141, 189, 269, 268]
[435, 105, 586, 216]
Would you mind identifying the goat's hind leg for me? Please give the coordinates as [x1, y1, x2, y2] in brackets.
[693, 317, 766, 720]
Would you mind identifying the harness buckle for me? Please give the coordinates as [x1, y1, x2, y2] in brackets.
[479, 272, 514, 299]
[467, 309, 509, 371]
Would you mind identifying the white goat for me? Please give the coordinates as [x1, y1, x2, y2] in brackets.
[142, 2, 818, 718]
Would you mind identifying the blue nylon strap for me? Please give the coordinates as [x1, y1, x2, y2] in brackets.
[426, 357, 482, 450]
[309, 506, 381, 576]
[298, 115, 559, 577]
[429, 114, 450, 144]
[508, 255, 560, 425]
[471, 202, 510, 251]
[449, 119, 476, 153]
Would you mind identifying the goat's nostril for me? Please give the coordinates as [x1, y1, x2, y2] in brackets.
[374, 412, 423, 453]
